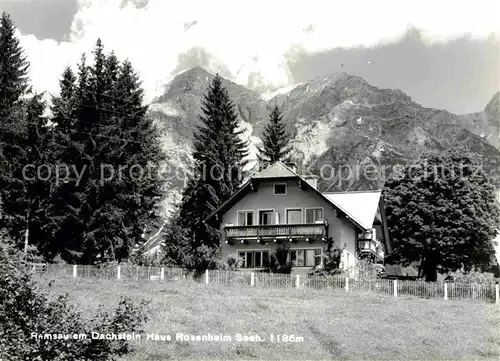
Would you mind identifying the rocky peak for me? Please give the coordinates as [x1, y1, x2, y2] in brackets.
[485, 91, 500, 118]
[149, 67, 500, 214]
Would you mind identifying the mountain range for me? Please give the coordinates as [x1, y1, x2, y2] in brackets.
[148, 66, 500, 216]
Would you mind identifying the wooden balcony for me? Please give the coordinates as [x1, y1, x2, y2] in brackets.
[223, 223, 328, 241]
[357, 239, 385, 260]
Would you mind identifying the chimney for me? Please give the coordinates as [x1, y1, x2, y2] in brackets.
[284, 161, 298, 173]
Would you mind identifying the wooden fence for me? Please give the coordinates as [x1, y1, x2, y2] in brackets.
[29, 263, 500, 304]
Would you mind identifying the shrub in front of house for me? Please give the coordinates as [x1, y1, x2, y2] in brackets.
[309, 240, 345, 277]
[448, 268, 496, 284]
[185, 245, 221, 278]
[259, 244, 292, 274]
[218, 253, 244, 271]
[0, 240, 150, 361]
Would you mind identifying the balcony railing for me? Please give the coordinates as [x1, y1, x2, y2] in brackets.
[357, 239, 385, 260]
[223, 223, 328, 240]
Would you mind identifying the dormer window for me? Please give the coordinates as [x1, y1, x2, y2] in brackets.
[273, 183, 287, 195]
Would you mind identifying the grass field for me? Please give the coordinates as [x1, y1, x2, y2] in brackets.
[36, 276, 500, 361]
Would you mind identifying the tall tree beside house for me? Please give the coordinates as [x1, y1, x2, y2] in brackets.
[0, 13, 54, 254]
[50, 62, 86, 260]
[257, 104, 292, 169]
[110, 58, 165, 261]
[383, 148, 500, 281]
[0, 12, 30, 213]
[0, 12, 30, 119]
[172, 74, 249, 257]
[50, 39, 165, 264]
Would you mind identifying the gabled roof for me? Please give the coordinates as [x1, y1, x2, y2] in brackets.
[252, 162, 298, 179]
[323, 191, 382, 230]
[204, 161, 382, 231]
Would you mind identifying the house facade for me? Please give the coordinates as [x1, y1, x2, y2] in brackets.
[205, 161, 392, 275]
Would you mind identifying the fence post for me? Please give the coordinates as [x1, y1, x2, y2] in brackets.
[117, 265, 121, 280]
[160, 267, 165, 280]
[295, 275, 300, 289]
[250, 272, 255, 286]
[72, 264, 77, 278]
[205, 269, 209, 284]
[345, 276, 349, 292]
[496, 284, 499, 305]
[444, 282, 448, 300]
[393, 279, 398, 297]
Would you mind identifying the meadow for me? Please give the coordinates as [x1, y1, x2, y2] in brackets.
[36, 276, 500, 361]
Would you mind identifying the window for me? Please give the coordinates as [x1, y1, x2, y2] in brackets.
[259, 210, 274, 225]
[286, 209, 302, 224]
[306, 208, 323, 223]
[238, 251, 270, 268]
[289, 249, 322, 267]
[237, 211, 254, 226]
[273, 183, 287, 195]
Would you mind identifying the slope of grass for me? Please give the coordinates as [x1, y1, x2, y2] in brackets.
[36, 276, 499, 361]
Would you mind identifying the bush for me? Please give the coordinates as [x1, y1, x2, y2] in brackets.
[448, 268, 496, 284]
[218, 253, 243, 271]
[308, 238, 345, 277]
[354, 258, 385, 279]
[181, 245, 220, 278]
[264, 244, 292, 274]
[0, 240, 150, 361]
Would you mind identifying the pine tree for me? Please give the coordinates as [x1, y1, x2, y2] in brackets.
[23, 95, 56, 257]
[50, 65, 85, 260]
[173, 74, 249, 254]
[107, 59, 165, 261]
[0, 12, 51, 252]
[0, 12, 30, 119]
[50, 40, 165, 264]
[257, 104, 292, 169]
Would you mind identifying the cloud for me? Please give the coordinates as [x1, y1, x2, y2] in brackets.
[172, 47, 233, 79]
[15, 0, 500, 104]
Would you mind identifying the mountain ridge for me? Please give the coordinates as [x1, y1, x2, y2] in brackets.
[147, 67, 499, 215]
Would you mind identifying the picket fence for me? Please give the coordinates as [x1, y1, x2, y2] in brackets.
[29, 263, 500, 304]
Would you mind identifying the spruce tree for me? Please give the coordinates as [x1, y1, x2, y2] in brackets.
[50, 40, 165, 264]
[257, 104, 292, 169]
[0, 12, 52, 253]
[0, 12, 30, 119]
[50, 65, 85, 260]
[108, 59, 165, 261]
[174, 74, 249, 253]
[23, 95, 56, 257]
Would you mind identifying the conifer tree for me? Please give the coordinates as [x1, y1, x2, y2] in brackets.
[174, 74, 249, 253]
[50, 40, 165, 263]
[0, 12, 30, 119]
[50, 65, 85, 260]
[0, 12, 52, 252]
[257, 104, 292, 169]
[107, 59, 165, 261]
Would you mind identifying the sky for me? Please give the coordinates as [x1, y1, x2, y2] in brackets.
[1, 0, 499, 113]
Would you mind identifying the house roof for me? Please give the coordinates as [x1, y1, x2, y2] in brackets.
[252, 162, 298, 179]
[323, 191, 382, 230]
[204, 161, 382, 232]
